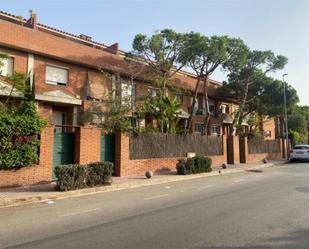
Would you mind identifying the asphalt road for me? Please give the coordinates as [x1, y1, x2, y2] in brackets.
[1, 162, 309, 249]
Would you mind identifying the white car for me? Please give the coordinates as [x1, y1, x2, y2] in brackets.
[290, 145, 309, 161]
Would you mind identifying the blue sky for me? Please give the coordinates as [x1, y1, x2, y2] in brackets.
[2, 0, 309, 105]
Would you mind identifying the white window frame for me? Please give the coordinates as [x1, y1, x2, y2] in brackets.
[148, 87, 159, 98]
[121, 82, 132, 106]
[45, 64, 69, 86]
[221, 104, 227, 114]
[0, 56, 14, 77]
[195, 123, 204, 134]
[211, 125, 221, 136]
[174, 93, 183, 103]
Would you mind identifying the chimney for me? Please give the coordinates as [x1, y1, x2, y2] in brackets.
[26, 9, 37, 29]
[105, 43, 119, 54]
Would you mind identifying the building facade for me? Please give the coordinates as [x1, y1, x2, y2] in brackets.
[0, 11, 282, 187]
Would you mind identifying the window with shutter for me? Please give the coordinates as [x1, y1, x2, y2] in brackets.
[46, 65, 68, 86]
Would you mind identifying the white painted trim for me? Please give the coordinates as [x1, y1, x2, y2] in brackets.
[73, 106, 78, 126]
[35, 93, 82, 105]
[0, 80, 23, 97]
[27, 53, 34, 89]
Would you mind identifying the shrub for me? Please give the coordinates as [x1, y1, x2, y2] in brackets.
[186, 157, 196, 174]
[176, 159, 186, 175]
[55, 162, 113, 191]
[176, 155, 212, 175]
[87, 162, 113, 187]
[0, 101, 46, 169]
[54, 164, 88, 191]
[194, 155, 212, 173]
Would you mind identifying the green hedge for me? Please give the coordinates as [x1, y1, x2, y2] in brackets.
[0, 101, 46, 169]
[176, 155, 212, 175]
[55, 162, 113, 191]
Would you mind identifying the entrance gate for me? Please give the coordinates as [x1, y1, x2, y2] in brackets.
[52, 132, 75, 180]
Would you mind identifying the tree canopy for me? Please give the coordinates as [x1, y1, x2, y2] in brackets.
[217, 49, 288, 134]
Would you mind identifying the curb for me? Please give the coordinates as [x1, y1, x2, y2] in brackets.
[0, 162, 277, 208]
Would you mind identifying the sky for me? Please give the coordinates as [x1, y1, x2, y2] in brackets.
[1, 0, 309, 105]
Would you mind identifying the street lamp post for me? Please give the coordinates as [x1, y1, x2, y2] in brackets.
[282, 74, 289, 159]
[307, 106, 309, 145]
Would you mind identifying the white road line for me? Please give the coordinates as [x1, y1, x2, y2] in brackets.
[234, 179, 245, 183]
[144, 194, 170, 201]
[59, 208, 100, 217]
[198, 185, 214, 189]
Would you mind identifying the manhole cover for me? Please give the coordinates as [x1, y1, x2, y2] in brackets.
[246, 169, 263, 173]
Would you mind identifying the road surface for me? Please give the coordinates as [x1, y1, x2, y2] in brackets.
[1, 162, 309, 248]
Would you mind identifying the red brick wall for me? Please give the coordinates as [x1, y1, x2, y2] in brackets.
[240, 136, 283, 163]
[34, 55, 88, 99]
[262, 118, 276, 140]
[227, 135, 240, 164]
[115, 132, 227, 177]
[75, 126, 101, 164]
[0, 17, 223, 96]
[0, 125, 54, 188]
[0, 46, 28, 73]
[37, 102, 53, 123]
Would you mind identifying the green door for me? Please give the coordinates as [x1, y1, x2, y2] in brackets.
[101, 134, 115, 163]
[52, 133, 75, 180]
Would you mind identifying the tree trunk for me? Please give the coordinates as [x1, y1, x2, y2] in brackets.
[5, 82, 16, 104]
[186, 76, 201, 132]
[230, 81, 249, 135]
[202, 75, 210, 136]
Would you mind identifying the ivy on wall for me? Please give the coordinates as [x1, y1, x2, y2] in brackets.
[0, 99, 47, 170]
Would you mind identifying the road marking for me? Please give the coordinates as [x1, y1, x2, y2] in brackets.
[234, 179, 245, 183]
[198, 185, 214, 189]
[45, 200, 55, 205]
[165, 186, 171, 189]
[59, 208, 100, 217]
[144, 194, 170, 201]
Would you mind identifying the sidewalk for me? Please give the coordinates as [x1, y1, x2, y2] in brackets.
[0, 160, 286, 208]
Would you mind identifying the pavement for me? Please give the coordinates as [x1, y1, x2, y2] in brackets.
[0, 160, 285, 208]
[1, 161, 308, 248]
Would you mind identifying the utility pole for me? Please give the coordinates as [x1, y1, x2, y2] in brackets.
[283, 74, 289, 159]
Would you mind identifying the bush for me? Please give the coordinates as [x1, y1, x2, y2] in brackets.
[87, 162, 113, 187]
[186, 157, 196, 174]
[176, 155, 212, 175]
[0, 101, 46, 169]
[54, 164, 88, 191]
[176, 159, 186, 175]
[55, 162, 113, 191]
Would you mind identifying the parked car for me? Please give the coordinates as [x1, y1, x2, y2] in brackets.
[290, 145, 309, 161]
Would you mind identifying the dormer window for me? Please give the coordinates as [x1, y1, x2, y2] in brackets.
[46, 65, 68, 86]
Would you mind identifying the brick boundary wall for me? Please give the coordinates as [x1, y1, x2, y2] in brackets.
[0, 125, 54, 188]
[240, 136, 284, 163]
[115, 132, 228, 177]
[75, 126, 101, 164]
[227, 135, 240, 164]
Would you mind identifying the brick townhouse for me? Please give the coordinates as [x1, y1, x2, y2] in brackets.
[0, 11, 281, 186]
[0, 10, 276, 137]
